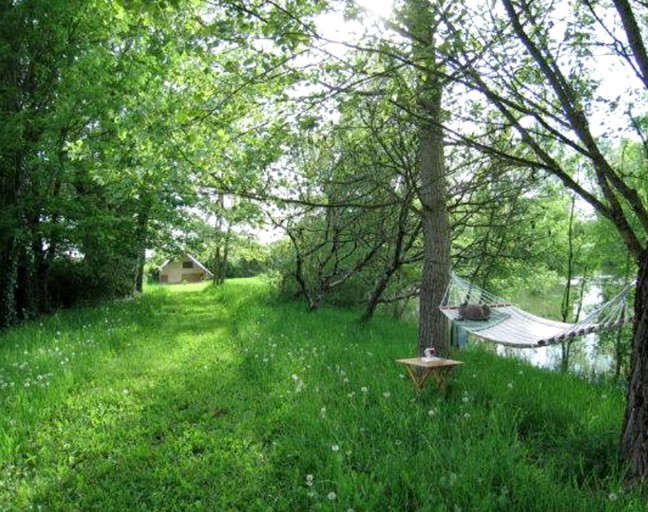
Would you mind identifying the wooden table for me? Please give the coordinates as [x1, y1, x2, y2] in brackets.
[396, 357, 464, 391]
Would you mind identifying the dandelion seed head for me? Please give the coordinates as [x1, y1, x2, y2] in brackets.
[327, 492, 337, 501]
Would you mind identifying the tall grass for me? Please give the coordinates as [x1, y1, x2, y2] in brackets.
[0, 278, 643, 511]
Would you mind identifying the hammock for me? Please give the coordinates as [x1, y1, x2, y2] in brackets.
[439, 273, 635, 348]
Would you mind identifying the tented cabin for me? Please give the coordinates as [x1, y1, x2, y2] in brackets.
[159, 253, 212, 284]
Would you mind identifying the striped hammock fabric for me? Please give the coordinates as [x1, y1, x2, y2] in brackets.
[439, 273, 635, 349]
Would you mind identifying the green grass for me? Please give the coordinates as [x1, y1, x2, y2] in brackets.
[0, 278, 643, 511]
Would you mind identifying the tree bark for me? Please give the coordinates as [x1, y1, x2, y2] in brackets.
[621, 249, 648, 483]
[417, 107, 451, 356]
[134, 246, 146, 293]
[406, 0, 452, 357]
[0, 238, 19, 329]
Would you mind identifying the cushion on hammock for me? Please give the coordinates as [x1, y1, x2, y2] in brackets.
[458, 303, 491, 321]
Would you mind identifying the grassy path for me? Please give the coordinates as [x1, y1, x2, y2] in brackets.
[0, 279, 644, 510]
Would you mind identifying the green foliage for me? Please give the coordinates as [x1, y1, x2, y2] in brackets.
[223, 237, 272, 278]
[47, 257, 132, 309]
[0, 279, 643, 511]
[0, 0, 328, 327]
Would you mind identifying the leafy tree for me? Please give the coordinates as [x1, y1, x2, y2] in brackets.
[440, 0, 648, 481]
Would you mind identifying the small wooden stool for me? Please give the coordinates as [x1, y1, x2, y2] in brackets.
[396, 357, 464, 391]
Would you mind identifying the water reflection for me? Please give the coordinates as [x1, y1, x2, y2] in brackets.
[494, 333, 613, 375]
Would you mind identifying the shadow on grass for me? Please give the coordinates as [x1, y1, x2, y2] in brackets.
[2, 280, 638, 511]
[455, 347, 627, 487]
[13, 281, 289, 511]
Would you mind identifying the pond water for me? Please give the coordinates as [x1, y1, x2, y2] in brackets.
[493, 332, 614, 374]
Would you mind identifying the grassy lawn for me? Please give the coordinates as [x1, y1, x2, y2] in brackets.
[0, 278, 644, 511]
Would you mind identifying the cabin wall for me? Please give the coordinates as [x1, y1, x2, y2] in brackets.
[159, 257, 207, 284]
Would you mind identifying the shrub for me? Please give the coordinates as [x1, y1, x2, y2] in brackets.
[47, 256, 133, 309]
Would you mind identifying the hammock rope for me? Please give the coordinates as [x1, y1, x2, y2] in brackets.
[439, 273, 635, 348]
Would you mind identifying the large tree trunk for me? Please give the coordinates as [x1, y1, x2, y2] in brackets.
[417, 101, 451, 357]
[621, 249, 648, 482]
[407, 0, 452, 357]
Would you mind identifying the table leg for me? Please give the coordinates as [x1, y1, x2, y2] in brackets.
[404, 366, 435, 391]
[404, 365, 457, 391]
[432, 367, 456, 391]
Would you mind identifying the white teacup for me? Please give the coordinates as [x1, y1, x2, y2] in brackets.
[424, 347, 436, 358]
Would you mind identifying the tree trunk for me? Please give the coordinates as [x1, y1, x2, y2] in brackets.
[559, 196, 576, 372]
[620, 249, 648, 482]
[615, 305, 627, 381]
[218, 225, 231, 285]
[417, 107, 451, 356]
[212, 225, 231, 286]
[363, 270, 394, 321]
[0, 237, 19, 329]
[406, 0, 452, 357]
[134, 246, 146, 293]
